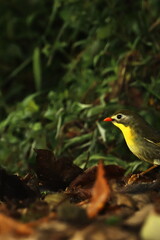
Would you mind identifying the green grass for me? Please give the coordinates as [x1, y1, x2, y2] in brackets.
[0, 0, 160, 174]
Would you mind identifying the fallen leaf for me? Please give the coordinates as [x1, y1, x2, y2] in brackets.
[141, 209, 160, 240]
[67, 165, 124, 202]
[131, 193, 151, 209]
[57, 202, 89, 225]
[0, 167, 36, 202]
[66, 166, 96, 201]
[70, 222, 137, 240]
[69, 166, 97, 189]
[116, 193, 135, 209]
[23, 200, 50, 222]
[87, 161, 111, 218]
[120, 180, 160, 194]
[27, 212, 56, 228]
[124, 204, 154, 227]
[34, 149, 82, 190]
[36, 220, 75, 240]
[0, 213, 33, 236]
[44, 192, 68, 210]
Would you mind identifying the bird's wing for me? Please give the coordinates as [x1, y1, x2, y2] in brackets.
[144, 137, 160, 146]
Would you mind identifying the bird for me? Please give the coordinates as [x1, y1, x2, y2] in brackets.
[103, 109, 160, 183]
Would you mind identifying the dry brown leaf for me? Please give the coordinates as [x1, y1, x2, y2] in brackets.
[71, 223, 137, 240]
[34, 149, 82, 191]
[124, 204, 154, 227]
[140, 208, 160, 240]
[67, 164, 124, 202]
[0, 213, 33, 236]
[87, 161, 111, 218]
[0, 167, 36, 201]
[27, 212, 56, 228]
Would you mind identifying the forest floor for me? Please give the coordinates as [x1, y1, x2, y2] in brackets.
[0, 149, 160, 240]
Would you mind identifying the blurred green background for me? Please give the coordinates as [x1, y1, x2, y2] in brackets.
[1, 0, 160, 173]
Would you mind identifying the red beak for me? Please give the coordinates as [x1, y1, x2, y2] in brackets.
[103, 117, 113, 122]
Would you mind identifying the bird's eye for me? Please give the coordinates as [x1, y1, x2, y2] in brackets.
[117, 114, 122, 119]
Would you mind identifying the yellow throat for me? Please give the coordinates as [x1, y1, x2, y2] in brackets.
[112, 122, 139, 154]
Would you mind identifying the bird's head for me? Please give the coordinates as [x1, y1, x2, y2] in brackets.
[103, 110, 139, 128]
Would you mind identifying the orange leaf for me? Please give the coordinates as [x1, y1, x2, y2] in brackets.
[87, 161, 111, 218]
[0, 213, 33, 236]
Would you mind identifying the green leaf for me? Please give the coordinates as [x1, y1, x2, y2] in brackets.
[88, 154, 127, 168]
[73, 152, 89, 168]
[74, 153, 127, 169]
[64, 133, 92, 149]
[33, 47, 42, 91]
[87, 105, 105, 117]
[77, 102, 92, 110]
[96, 121, 106, 142]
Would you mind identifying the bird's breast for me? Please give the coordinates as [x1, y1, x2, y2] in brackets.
[112, 121, 160, 164]
[113, 122, 139, 154]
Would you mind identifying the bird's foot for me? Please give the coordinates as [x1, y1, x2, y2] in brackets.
[127, 173, 140, 185]
[127, 165, 158, 185]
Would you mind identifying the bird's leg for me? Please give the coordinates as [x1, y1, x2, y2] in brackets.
[127, 165, 158, 185]
[139, 164, 158, 176]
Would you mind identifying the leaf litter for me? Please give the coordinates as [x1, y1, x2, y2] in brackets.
[0, 150, 160, 239]
[87, 161, 111, 218]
